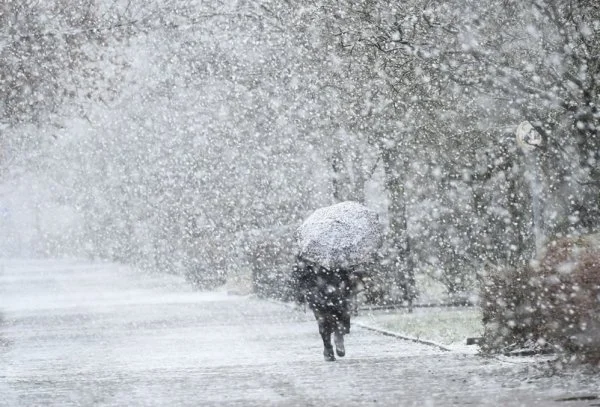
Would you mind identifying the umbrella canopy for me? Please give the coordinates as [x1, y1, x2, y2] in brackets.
[296, 201, 383, 270]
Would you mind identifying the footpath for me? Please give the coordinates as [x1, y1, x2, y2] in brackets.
[1, 259, 598, 406]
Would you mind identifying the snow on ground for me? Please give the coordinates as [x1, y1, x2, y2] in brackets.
[1, 259, 599, 406]
[355, 307, 482, 350]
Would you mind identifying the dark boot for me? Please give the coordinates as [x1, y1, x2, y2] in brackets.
[334, 332, 345, 357]
[323, 346, 336, 361]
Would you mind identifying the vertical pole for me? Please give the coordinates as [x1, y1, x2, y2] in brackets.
[516, 121, 544, 256]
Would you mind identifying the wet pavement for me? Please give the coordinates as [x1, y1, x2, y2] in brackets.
[1, 259, 599, 406]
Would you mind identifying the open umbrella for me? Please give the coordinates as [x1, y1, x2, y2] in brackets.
[296, 201, 383, 270]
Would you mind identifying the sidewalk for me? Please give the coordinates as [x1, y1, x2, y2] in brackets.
[1, 259, 598, 406]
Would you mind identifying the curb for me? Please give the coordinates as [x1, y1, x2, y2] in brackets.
[354, 322, 452, 352]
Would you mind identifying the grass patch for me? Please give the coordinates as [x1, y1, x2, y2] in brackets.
[355, 307, 483, 346]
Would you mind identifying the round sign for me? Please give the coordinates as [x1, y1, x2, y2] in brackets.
[515, 121, 542, 153]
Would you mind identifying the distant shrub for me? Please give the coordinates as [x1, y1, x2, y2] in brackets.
[536, 236, 600, 363]
[359, 270, 389, 305]
[184, 263, 226, 290]
[249, 236, 296, 301]
[481, 234, 600, 364]
[479, 262, 547, 354]
[358, 264, 413, 306]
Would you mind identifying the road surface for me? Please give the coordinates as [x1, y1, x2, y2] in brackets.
[1, 259, 598, 406]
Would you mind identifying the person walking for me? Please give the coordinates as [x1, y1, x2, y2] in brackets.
[291, 256, 363, 361]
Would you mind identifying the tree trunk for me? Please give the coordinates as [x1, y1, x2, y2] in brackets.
[331, 149, 347, 202]
[351, 153, 366, 203]
[331, 148, 366, 203]
[380, 147, 416, 307]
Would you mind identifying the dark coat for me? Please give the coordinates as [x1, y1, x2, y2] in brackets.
[290, 257, 365, 333]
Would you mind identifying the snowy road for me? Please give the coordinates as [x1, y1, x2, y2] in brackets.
[1, 260, 598, 406]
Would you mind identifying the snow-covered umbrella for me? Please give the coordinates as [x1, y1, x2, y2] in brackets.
[296, 201, 383, 270]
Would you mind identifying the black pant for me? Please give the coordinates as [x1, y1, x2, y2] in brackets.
[312, 303, 351, 335]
